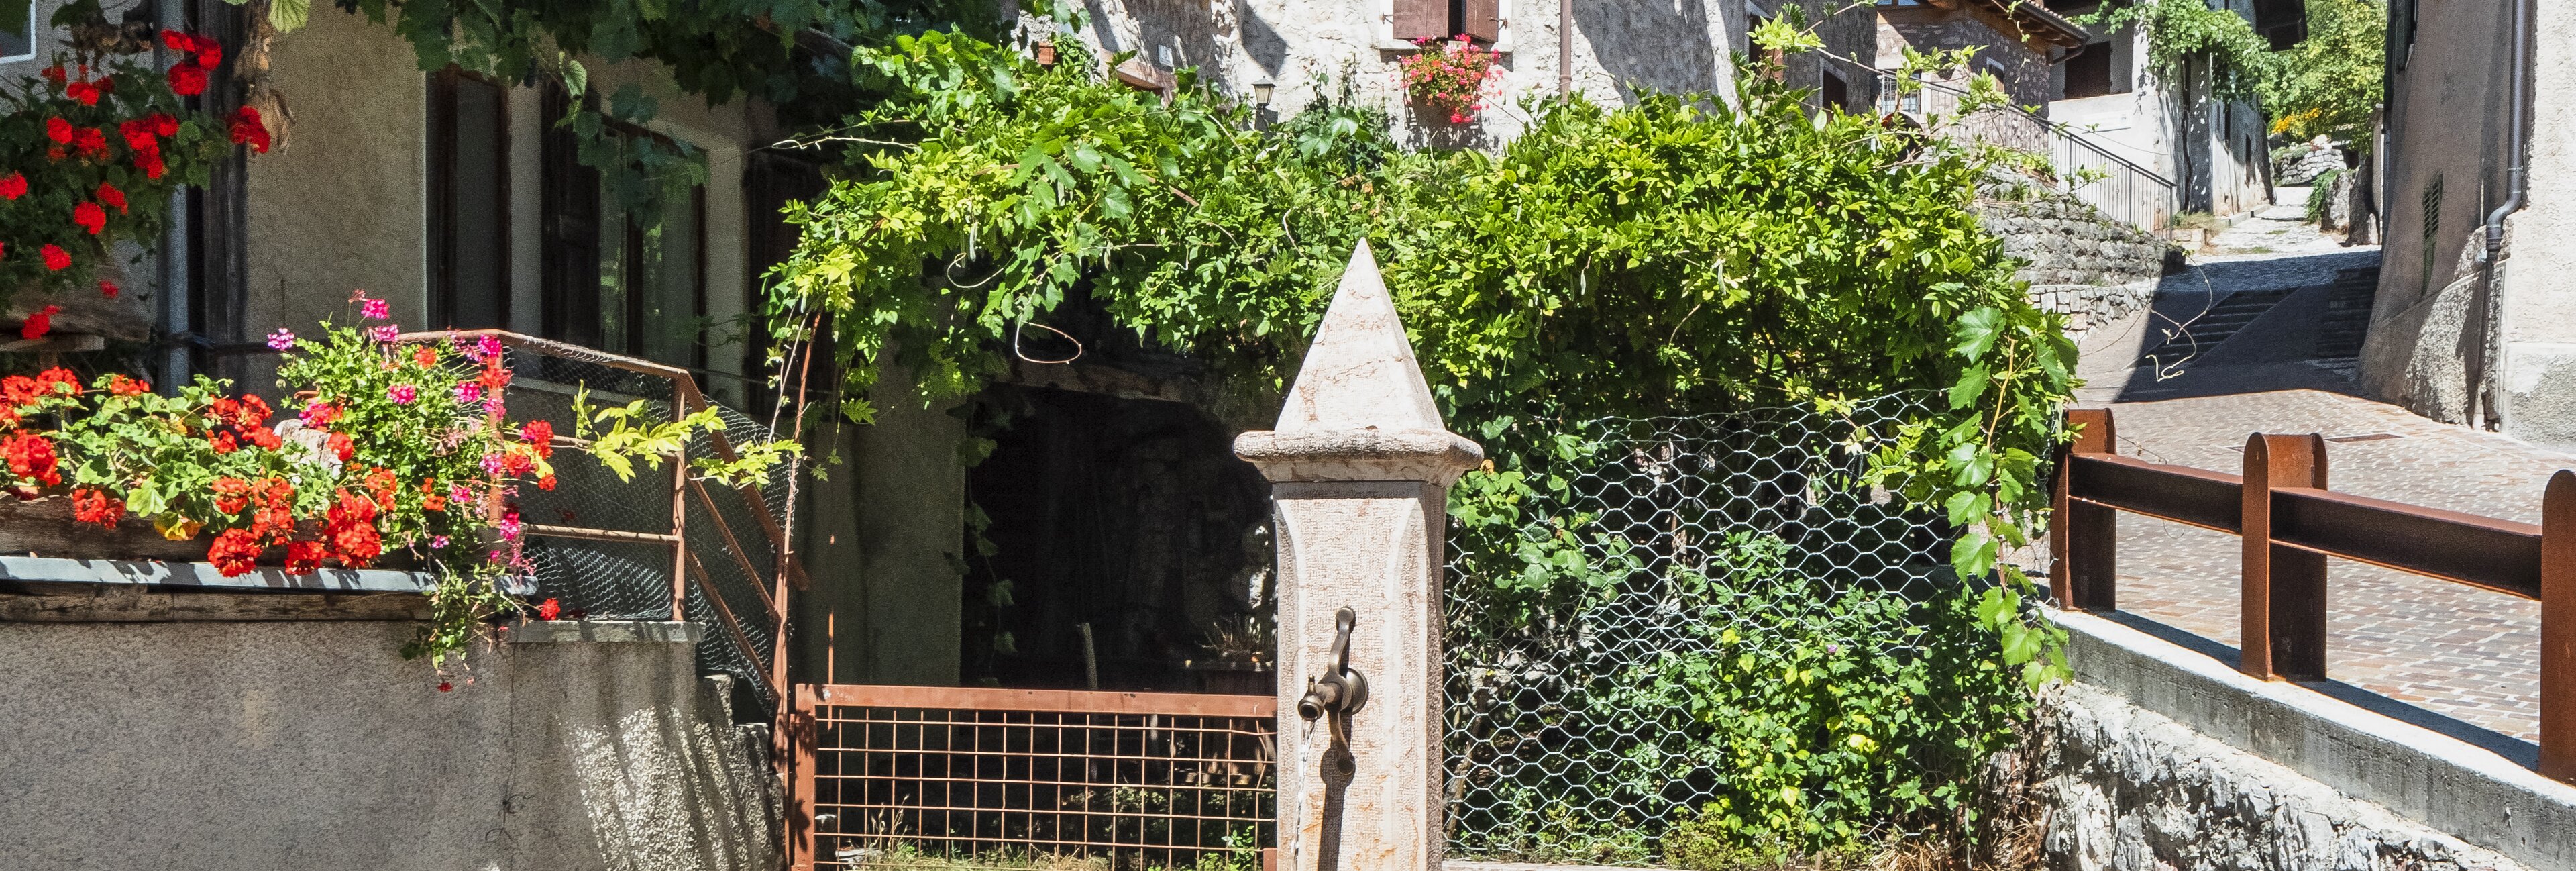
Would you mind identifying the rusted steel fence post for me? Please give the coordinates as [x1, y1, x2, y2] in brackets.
[2052, 408, 2118, 611]
[786, 685, 820, 871]
[2542, 470, 2576, 781]
[2241, 433, 2330, 681]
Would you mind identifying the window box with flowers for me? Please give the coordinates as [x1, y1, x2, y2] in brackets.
[0, 290, 796, 678]
[0, 29, 268, 340]
[1397, 36, 1503, 125]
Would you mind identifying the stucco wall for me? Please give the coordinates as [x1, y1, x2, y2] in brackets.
[2489, 2, 2576, 448]
[1061, 0, 1875, 146]
[2357, 0, 2535, 436]
[0, 618, 780, 870]
[247, 9, 427, 342]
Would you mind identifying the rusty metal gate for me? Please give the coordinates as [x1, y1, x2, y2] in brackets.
[784, 684, 1278, 870]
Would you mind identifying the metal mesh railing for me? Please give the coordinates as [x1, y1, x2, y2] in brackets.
[1442, 394, 1955, 864]
[404, 330, 798, 709]
[798, 684, 1277, 871]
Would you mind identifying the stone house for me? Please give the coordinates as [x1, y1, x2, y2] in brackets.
[1868, 0, 2299, 223]
[2359, 0, 2576, 449]
[2042, 0, 2299, 220]
[1058, 0, 1882, 146]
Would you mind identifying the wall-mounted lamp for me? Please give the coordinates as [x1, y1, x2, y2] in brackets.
[1253, 81, 1275, 107]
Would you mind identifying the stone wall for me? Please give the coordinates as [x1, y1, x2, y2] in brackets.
[0, 617, 781, 871]
[2033, 683, 2529, 871]
[1978, 180, 2178, 338]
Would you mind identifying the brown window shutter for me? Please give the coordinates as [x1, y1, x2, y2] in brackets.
[1464, 0, 1502, 43]
[1393, 0, 1447, 42]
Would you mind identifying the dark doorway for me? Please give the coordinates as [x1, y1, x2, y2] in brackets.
[960, 385, 1275, 694]
[2064, 44, 2116, 99]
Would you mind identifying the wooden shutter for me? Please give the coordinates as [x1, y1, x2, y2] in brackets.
[1464, 0, 1502, 44]
[1392, 0, 1446, 42]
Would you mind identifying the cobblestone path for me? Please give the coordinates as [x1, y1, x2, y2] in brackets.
[2071, 189, 2562, 743]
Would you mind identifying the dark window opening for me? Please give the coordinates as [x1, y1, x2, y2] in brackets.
[1821, 69, 1849, 111]
[428, 67, 510, 331]
[0, 2, 34, 59]
[538, 81, 707, 372]
[2063, 44, 2116, 99]
[960, 385, 1275, 694]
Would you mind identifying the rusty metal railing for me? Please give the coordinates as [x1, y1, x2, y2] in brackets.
[2050, 407, 2576, 779]
[787, 684, 1277, 870]
[394, 329, 802, 704]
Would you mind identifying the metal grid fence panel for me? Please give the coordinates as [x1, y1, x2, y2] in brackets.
[1442, 394, 1953, 864]
[807, 686, 1277, 871]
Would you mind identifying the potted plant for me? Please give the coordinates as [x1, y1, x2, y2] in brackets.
[1397, 36, 1503, 125]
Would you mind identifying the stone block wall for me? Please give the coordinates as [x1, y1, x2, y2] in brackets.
[1978, 181, 2178, 338]
[2030, 683, 2529, 871]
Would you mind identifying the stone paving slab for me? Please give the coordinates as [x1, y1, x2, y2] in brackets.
[2090, 389, 2566, 741]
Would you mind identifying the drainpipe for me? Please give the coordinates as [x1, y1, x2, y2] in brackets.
[157, 0, 189, 395]
[1558, 0, 1572, 96]
[2471, 0, 2532, 430]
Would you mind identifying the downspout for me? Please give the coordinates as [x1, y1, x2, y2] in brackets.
[2471, 0, 2531, 430]
[157, 0, 190, 395]
[1558, 0, 1572, 96]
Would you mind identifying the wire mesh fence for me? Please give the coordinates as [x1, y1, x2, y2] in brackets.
[800, 684, 1277, 871]
[1442, 393, 1962, 864]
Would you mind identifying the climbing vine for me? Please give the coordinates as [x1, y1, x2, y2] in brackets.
[2078, 0, 2280, 99]
[771, 25, 2075, 664]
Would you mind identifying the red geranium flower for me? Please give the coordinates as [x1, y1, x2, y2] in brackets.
[150, 113, 179, 137]
[168, 64, 207, 96]
[0, 172, 28, 200]
[327, 491, 384, 566]
[105, 374, 147, 396]
[71, 488, 123, 528]
[227, 105, 270, 154]
[137, 152, 165, 180]
[44, 117, 71, 144]
[72, 127, 108, 159]
[284, 540, 326, 574]
[73, 201, 106, 235]
[207, 430, 237, 454]
[64, 80, 100, 105]
[208, 527, 261, 576]
[38, 65, 63, 84]
[40, 245, 69, 271]
[245, 426, 281, 450]
[535, 598, 562, 621]
[536, 474, 557, 491]
[95, 182, 126, 214]
[20, 305, 57, 340]
[99, 280, 117, 298]
[412, 346, 437, 368]
[326, 431, 353, 462]
[2, 432, 61, 486]
[519, 419, 555, 458]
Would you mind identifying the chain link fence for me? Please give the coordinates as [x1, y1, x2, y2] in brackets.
[1442, 393, 1968, 864]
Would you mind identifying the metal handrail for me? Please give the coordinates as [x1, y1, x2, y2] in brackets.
[2049, 407, 2576, 780]
[1890, 76, 2179, 230]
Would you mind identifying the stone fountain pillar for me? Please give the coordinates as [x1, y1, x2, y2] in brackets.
[1235, 241, 1483, 871]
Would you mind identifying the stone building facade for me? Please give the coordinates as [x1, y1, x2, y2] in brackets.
[1053, 0, 1882, 146]
[2361, 0, 2576, 448]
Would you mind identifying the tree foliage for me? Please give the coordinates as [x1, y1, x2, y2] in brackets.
[2263, 0, 2385, 145]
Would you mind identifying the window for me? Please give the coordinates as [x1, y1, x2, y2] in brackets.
[539, 81, 708, 370]
[0, 2, 32, 61]
[427, 68, 509, 330]
[1394, 0, 1501, 44]
[1821, 69, 1849, 111]
[2063, 44, 2115, 99]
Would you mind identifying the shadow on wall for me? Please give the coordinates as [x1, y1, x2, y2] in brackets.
[1574, 1, 1723, 102]
[1239, 0, 1287, 79]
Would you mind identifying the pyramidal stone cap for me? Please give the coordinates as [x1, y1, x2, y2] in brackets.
[1234, 240, 1484, 484]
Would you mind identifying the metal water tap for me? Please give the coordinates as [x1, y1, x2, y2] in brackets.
[1297, 607, 1368, 750]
